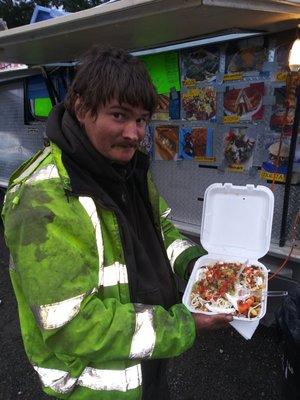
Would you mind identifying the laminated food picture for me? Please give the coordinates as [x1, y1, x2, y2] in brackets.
[274, 31, 294, 72]
[223, 82, 264, 122]
[181, 45, 220, 84]
[139, 124, 153, 157]
[179, 126, 213, 160]
[270, 87, 295, 132]
[261, 134, 291, 175]
[154, 124, 179, 161]
[226, 37, 267, 73]
[152, 93, 170, 120]
[182, 87, 216, 121]
[222, 127, 257, 171]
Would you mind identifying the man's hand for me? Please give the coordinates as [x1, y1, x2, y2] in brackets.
[192, 313, 233, 332]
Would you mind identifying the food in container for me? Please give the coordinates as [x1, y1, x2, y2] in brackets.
[189, 261, 266, 319]
[182, 183, 274, 333]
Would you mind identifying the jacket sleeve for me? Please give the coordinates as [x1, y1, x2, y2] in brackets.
[159, 197, 206, 279]
[2, 182, 196, 377]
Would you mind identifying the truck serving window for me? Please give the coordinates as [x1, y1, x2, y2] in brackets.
[24, 70, 68, 123]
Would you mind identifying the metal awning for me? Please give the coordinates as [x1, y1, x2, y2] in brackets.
[0, 67, 42, 84]
[0, 0, 299, 65]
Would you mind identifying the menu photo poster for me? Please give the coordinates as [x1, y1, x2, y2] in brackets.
[154, 124, 179, 161]
[181, 44, 220, 85]
[153, 93, 170, 121]
[139, 123, 154, 159]
[223, 82, 264, 124]
[274, 31, 294, 80]
[260, 133, 291, 183]
[270, 87, 295, 133]
[181, 87, 217, 121]
[179, 126, 214, 162]
[152, 89, 181, 121]
[222, 126, 257, 172]
[225, 35, 267, 78]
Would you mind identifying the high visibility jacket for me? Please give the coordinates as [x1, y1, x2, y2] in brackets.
[2, 143, 203, 399]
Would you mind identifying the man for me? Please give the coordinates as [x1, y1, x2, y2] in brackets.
[2, 46, 232, 400]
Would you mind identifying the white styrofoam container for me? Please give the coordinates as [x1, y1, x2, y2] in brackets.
[182, 183, 274, 322]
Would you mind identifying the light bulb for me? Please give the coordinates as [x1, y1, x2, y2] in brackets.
[289, 38, 300, 72]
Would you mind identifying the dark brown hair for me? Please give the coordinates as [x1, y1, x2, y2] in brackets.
[65, 46, 157, 119]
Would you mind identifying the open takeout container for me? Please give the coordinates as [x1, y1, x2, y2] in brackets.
[182, 183, 274, 339]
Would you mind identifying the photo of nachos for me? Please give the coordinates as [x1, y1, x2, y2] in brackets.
[182, 87, 216, 121]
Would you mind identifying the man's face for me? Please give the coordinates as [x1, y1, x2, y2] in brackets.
[76, 100, 150, 164]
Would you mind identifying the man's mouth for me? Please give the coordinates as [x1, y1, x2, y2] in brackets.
[113, 143, 137, 149]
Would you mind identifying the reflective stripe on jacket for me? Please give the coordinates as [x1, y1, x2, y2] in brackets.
[2, 143, 203, 399]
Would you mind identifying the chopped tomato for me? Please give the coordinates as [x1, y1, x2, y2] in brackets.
[237, 297, 254, 314]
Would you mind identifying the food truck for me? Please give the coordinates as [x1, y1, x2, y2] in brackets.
[0, 0, 299, 298]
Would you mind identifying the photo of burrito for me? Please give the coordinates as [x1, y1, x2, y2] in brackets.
[154, 125, 179, 161]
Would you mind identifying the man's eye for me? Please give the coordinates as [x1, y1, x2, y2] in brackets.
[137, 118, 148, 126]
[113, 113, 125, 120]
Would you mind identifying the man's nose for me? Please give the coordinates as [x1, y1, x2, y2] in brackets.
[122, 121, 140, 140]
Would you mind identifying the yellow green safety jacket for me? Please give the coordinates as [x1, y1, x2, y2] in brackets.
[2, 142, 203, 399]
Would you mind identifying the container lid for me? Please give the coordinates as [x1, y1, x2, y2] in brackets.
[201, 183, 274, 259]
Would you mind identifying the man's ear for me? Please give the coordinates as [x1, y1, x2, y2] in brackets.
[74, 97, 86, 124]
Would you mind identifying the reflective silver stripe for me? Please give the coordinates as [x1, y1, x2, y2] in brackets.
[79, 196, 104, 287]
[34, 292, 86, 330]
[33, 366, 77, 394]
[167, 239, 195, 271]
[8, 163, 59, 194]
[34, 364, 142, 393]
[102, 262, 128, 287]
[78, 364, 142, 392]
[7, 184, 20, 194]
[15, 146, 51, 184]
[161, 208, 171, 218]
[129, 304, 156, 359]
[9, 254, 16, 271]
[160, 208, 171, 241]
[26, 164, 59, 184]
